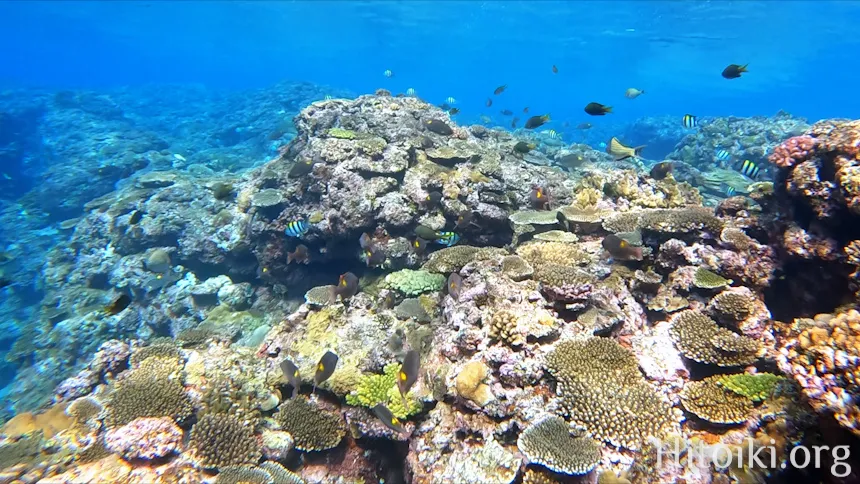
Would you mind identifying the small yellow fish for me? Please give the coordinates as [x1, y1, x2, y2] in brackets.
[607, 137, 645, 161]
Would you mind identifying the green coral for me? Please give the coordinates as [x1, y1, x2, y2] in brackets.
[383, 269, 445, 296]
[718, 373, 784, 402]
[327, 128, 357, 139]
[694, 267, 733, 289]
[345, 363, 422, 419]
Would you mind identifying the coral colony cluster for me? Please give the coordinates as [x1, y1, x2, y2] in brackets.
[2, 86, 860, 484]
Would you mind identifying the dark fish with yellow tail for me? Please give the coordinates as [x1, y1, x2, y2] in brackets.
[104, 294, 132, 315]
[650, 162, 674, 180]
[332, 272, 359, 301]
[364, 245, 386, 268]
[289, 157, 317, 177]
[423, 191, 443, 207]
[397, 350, 420, 406]
[584, 102, 612, 115]
[287, 244, 310, 264]
[494, 85, 507, 95]
[722, 63, 748, 79]
[312, 350, 338, 394]
[602, 234, 643, 261]
[524, 114, 550, 129]
[279, 358, 301, 399]
[455, 210, 475, 230]
[736, 159, 760, 179]
[682, 114, 697, 128]
[372, 403, 410, 436]
[607, 137, 646, 161]
[447, 272, 463, 301]
[425, 119, 453, 136]
[411, 237, 428, 255]
[530, 186, 550, 210]
[513, 141, 536, 154]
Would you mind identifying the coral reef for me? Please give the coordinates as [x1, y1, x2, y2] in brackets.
[680, 376, 753, 424]
[189, 413, 262, 469]
[669, 310, 761, 366]
[104, 416, 183, 460]
[275, 397, 345, 451]
[517, 415, 602, 475]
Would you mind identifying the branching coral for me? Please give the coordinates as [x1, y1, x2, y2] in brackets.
[129, 343, 182, 367]
[104, 364, 193, 427]
[669, 310, 760, 366]
[709, 291, 755, 321]
[259, 461, 305, 484]
[516, 241, 592, 268]
[603, 208, 723, 236]
[189, 413, 261, 469]
[275, 397, 345, 451]
[487, 309, 524, 347]
[345, 363, 423, 419]
[680, 376, 753, 424]
[517, 416, 602, 475]
[546, 338, 674, 450]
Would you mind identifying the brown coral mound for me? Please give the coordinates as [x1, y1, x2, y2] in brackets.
[189, 413, 261, 469]
[669, 310, 760, 367]
[777, 309, 860, 436]
[546, 338, 674, 450]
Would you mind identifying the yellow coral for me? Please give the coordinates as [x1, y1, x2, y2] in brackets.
[455, 361, 494, 406]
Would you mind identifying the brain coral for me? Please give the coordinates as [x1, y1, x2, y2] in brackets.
[680, 376, 753, 424]
[189, 413, 261, 469]
[276, 397, 345, 451]
[546, 338, 674, 450]
[669, 310, 760, 367]
[105, 366, 193, 428]
[383, 269, 446, 296]
[517, 415, 601, 475]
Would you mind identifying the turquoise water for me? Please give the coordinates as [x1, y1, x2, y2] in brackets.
[2, 0, 859, 123]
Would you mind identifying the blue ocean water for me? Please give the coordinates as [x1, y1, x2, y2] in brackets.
[0, 1, 860, 479]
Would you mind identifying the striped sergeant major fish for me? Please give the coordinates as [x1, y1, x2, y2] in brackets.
[285, 219, 309, 238]
[720, 183, 736, 197]
[715, 149, 731, 161]
[682, 114, 697, 129]
[736, 159, 760, 179]
[435, 232, 460, 247]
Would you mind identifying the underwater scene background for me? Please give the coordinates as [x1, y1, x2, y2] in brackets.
[2, 1, 860, 482]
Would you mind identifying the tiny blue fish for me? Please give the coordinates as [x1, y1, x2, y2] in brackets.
[715, 149, 731, 161]
[436, 232, 460, 247]
[285, 220, 309, 237]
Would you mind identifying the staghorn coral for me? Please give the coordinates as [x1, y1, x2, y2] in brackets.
[383, 269, 446, 296]
[500, 255, 534, 281]
[487, 309, 523, 347]
[517, 415, 601, 475]
[345, 363, 423, 419]
[709, 290, 755, 321]
[693, 267, 733, 289]
[422, 246, 507, 273]
[777, 310, 860, 436]
[718, 373, 784, 402]
[189, 413, 261, 469]
[104, 364, 193, 428]
[104, 416, 184, 460]
[680, 376, 753, 424]
[669, 310, 760, 366]
[546, 338, 674, 450]
[275, 397, 345, 451]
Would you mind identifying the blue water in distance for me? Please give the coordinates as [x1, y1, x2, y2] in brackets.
[1, 0, 858, 126]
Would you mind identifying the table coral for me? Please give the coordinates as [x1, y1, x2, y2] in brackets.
[669, 310, 760, 367]
[517, 415, 602, 475]
[680, 376, 753, 424]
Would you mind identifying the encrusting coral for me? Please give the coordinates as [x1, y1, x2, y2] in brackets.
[517, 415, 602, 476]
[189, 413, 262, 469]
